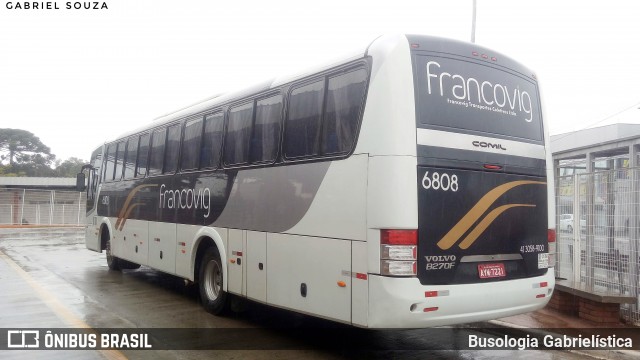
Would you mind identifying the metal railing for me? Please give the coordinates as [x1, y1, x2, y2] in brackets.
[556, 168, 640, 325]
[0, 189, 86, 226]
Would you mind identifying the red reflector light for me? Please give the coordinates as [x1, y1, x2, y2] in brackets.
[536, 294, 545, 298]
[356, 273, 368, 280]
[425, 291, 438, 298]
[381, 230, 418, 245]
[472, 51, 479, 56]
[548, 229, 556, 243]
[481, 54, 488, 59]
[411, 43, 420, 49]
[483, 164, 502, 170]
[540, 282, 548, 288]
[491, 57, 497, 61]
[423, 307, 439, 312]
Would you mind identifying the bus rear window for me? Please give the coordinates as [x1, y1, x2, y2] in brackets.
[414, 55, 543, 143]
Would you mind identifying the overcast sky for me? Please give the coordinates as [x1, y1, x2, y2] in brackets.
[1, 0, 639, 162]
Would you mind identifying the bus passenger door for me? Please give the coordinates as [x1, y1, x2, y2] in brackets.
[227, 229, 244, 295]
[85, 156, 102, 252]
[85, 169, 100, 251]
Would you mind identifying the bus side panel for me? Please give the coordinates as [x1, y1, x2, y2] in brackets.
[285, 154, 368, 241]
[366, 155, 418, 274]
[227, 229, 244, 296]
[148, 221, 177, 274]
[175, 224, 200, 280]
[118, 219, 149, 266]
[351, 240, 368, 327]
[355, 34, 416, 157]
[267, 234, 351, 323]
[246, 231, 267, 303]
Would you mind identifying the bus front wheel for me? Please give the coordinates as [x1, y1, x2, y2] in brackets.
[105, 235, 122, 271]
[199, 246, 229, 315]
[104, 230, 140, 271]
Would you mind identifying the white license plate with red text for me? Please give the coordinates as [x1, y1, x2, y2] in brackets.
[478, 263, 506, 279]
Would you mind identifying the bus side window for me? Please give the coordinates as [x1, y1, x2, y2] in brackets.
[322, 68, 367, 155]
[181, 118, 203, 171]
[114, 141, 126, 181]
[164, 124, 181, 174]
[124, 136, 138, 179]
[136, 133, 150, 177]
[201, 112, 224, 169]
[149, 128, 166, 176]
[224, 102, 253, 166]
[284, 79, 324, 159]
[104, 144, 116, 181]
[251, 95, 282, 163]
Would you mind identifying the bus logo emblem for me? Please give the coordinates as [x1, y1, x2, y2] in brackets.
[436, 180, 545, 250]
[472, 141, 507, 151]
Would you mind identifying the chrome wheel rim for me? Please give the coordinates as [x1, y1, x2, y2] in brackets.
[203, 258, 222, 301]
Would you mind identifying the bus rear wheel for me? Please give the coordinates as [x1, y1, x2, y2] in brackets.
[199, 246, 229, 315]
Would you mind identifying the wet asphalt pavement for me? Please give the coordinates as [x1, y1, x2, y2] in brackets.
[0, 227, 589, 359]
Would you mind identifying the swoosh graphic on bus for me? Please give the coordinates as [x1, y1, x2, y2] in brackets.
[115, 184, 158, 230]
[436, 180, 546, 250]
[117, 203, 144, 231]
[457, 204, 536, 249]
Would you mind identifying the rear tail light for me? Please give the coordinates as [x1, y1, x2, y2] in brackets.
[380, 229, 418, 276]
[381, 260, 417, 276]
[381, 245, 417, 260]
[381, 229, 417, 245]
[547, 229, 556, 268]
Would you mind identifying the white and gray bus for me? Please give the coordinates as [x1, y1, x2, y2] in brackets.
[78, 34, 556, 328]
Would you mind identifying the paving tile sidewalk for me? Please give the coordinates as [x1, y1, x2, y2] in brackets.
[493, 307, 634, 329]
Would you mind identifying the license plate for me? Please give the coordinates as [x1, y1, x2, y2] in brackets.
[478, 263, 506, 279]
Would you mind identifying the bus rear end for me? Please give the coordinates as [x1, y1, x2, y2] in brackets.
[368, 35, 554, 328]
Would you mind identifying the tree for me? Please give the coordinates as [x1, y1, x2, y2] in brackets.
[53, 157, 87, 177]
[0, 129, 87, 177]
[0, 128, 55, 167]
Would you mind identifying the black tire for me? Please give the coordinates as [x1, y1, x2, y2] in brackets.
[105, 231, 140, 270]
[120, 259, 141, 270]
[198, 246, 229, 315]
[105, 234, 122, 271]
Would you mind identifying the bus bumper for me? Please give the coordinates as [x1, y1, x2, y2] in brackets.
[366, 269, 554, 328]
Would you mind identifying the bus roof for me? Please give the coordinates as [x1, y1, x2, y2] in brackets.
[104, 34, 535, 145]
[108, 45, 369, 144]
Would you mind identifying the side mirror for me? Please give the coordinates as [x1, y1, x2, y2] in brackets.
[76, 172, 86, 192]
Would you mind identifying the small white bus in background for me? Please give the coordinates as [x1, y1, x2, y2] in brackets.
[78, 34, 555, 328]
